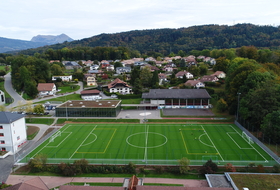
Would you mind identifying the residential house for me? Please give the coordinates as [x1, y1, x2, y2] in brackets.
[145, 57, 156, 62]
[0, 112, 27, 154]
[37, 83, 56, 96]
[211, 71, 226, 78]
[149, 65, 160, 72]
[175, 70, 194, 79]
[183, 56, 197, 67]
[106, 64, 115, 72]
[185, 80, 205, 88]
[52, 75, 72, 82]
[90, 64, 99, 70]
[49, 60, 60, 63]
[0, 90, 5, 105]
[80, 90, 101, 100]
[108, 78, 132, 94]
[116, 67, 132, 74]
[88, 70, 104, 76]
[64, 61, 81, 70]
[86, 75, 97, 86]
[163, 66, 174, 72]
[205, 57, 216, 65]
[134, 61, 146, 66]
[200, 75, 219, 83]
[84, 60, 93, 66]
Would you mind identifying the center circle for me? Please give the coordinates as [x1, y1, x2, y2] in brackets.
[126, 132, 168, 148]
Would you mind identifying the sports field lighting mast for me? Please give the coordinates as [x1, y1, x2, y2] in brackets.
[237, 92, 241, 121]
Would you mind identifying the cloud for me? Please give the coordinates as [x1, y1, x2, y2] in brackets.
[1, 0, 280, 40]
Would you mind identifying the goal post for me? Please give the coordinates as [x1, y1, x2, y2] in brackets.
[49, 131, 61, 143]
[242, 131, 254, 144]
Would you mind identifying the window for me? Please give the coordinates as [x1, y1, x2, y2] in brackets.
[0, 133, 3, 136]
[1, 148, 6, 151]
[0, 126, 2, 129]
[0, 140, 4, 144]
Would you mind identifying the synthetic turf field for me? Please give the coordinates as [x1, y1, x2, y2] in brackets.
[21, 124, 277, 166]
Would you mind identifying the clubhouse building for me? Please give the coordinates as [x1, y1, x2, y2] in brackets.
[55, 100, 121, 117]
[142, 89, 211, 109]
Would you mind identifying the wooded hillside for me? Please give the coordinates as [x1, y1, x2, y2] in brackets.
[18, 23, 280, 55]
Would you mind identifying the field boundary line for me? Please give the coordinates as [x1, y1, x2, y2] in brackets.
[200, 125, 224, 161]
[76, 128, 117, 153]
[227, 132, 252, 149]
[229, 125, 268, 162]
[47, 132, 72, 148]
[69, 125, 98, 159]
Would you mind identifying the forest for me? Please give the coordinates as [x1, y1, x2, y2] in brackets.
[15, 23, 280, 56]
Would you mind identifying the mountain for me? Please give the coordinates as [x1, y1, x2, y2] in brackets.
[0, 34, 73, 53]
[18, 24, 280, 55]
[31, 33, 73, 44]
[0, 37, 47, 53]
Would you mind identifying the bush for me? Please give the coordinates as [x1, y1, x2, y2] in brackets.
[200, 160, 218, 174]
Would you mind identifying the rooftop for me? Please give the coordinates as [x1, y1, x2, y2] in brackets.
[56, 100, 121, 108]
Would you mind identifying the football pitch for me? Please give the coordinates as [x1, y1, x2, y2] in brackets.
[21, 124, 277, 166]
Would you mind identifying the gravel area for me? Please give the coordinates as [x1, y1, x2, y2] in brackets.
[206, 174, 232, 188]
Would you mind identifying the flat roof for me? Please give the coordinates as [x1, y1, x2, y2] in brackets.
[56, 100, 121, 108]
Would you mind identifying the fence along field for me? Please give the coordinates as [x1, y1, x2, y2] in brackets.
[20, 124, 277, 166]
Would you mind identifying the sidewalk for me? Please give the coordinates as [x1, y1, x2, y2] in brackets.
[6, 175, 208, 189]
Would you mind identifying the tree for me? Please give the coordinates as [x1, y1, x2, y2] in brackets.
[28, 153, 48, 172]
[261, 110, 280, 144]
[25, 81, 38, 99]
[151, 70, 159, 88]
[200, 160, 218, 174]
[178, 157, 190, 174]
[132, 78, 142, 94]
[51, 64, 64, 75]
[179, 59, 186, 67]
[130, 67, 140, 86]
[216, 98, 228, 113]
[199, 64, 208, 75]
[139, 66, 152, 87]
[114, 62, 123, 70]
[213, 57, 230, 72]
[0, 70, 6, 76]
[225, 163, 236, 172]
[33, 104, 44, 115]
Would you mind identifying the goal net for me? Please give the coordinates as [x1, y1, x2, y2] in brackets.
[242, 131, 254, 144]
[49, 131, 61, 143]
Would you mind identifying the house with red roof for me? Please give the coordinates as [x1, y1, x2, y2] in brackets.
[37, 83, 56, 96]
[108, 78, 132, 94]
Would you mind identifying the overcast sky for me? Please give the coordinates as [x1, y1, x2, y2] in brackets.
[1, 0, 280, 41]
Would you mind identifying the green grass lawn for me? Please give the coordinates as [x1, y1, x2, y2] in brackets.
[21, 124, 276, 166]
[57, 84, 80, 94]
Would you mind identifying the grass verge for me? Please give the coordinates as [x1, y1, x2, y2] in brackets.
[25, 118, 54, 125]
[26, 126, 40, 140]
[56, 118, 140, 124]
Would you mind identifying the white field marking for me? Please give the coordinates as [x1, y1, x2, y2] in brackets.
[228, 125, 268, 162]
[227, 132, 253, 149]
[200, 125, 224, 161]
[126, 132, 168, 148]
[198, 133, 214, 148]
[144, 125, 149, 161]
[47, 132, 72, 148]
[69, 125, 98, 159]
[30, 125, 73, 158]
[81, 133, 98, 146]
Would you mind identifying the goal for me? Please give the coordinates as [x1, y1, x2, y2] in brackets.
[242, 131, 254, 144]
[49, 131, 61, 143]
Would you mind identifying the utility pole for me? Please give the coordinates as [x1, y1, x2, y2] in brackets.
[237, 93, 241, 121]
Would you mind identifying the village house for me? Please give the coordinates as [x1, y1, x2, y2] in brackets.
[185, 80, 205, 88]
[52, 75, 72, 82]
[211, 71, 226, 78]
[175, 70, 194, 79]
[108, 78, 132, 94]
[116, 67, 132, 74]
[0, 90, 5, 106]
[37, 83, 56, 96]
[80, 90, 101, 100]
[200, 75, 219, 83]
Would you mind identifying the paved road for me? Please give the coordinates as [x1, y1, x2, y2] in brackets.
[4, 72, 26, 109]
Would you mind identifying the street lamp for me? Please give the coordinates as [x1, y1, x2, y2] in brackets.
[237, 93, 241, 121]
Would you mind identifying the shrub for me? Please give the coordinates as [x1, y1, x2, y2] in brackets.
[200, 160, 218, 174]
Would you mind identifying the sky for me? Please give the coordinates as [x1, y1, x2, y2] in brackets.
[1, 0, 280, 41]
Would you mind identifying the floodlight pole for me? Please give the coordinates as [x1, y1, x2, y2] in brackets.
[237, 92, 241, 121]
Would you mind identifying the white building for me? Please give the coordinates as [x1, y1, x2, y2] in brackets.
[52, 75, 72, 82]
[0, 112, 27, 154]
[0, 90, 5, 105]
[108, 78, 132, 94]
